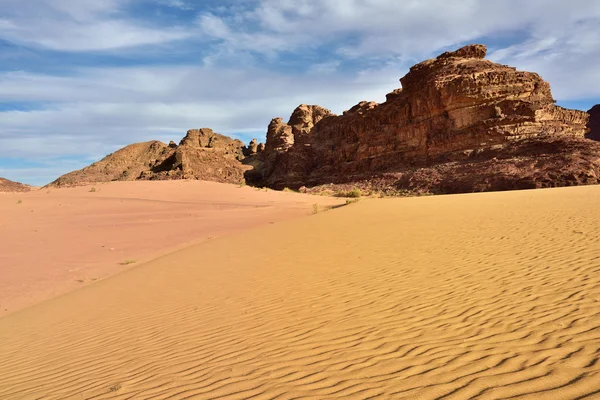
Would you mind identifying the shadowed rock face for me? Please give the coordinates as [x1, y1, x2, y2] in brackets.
[587, 105, 600, 141]
[0, 177, 31, 192]
[252, 44, 598, 192]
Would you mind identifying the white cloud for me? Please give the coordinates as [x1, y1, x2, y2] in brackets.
[2, 0, 600, 185]
[197, 1, 600, 58]
[0, 64, 400, 163]
[489, 18, 600, 101]
[163, 0, 192, 10]
[0, 0, 191, 51]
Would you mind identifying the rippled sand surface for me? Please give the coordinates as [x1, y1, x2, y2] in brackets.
[1, 186, 600, 399]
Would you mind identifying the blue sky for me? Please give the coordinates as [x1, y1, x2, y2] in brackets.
[1, 0, 599, 185]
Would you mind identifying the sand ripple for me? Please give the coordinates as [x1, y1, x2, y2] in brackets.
[1, 186, 600, 399]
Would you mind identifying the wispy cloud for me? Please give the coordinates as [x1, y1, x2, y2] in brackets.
[0, 0, 192, 51]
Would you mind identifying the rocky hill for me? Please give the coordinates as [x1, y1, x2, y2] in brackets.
[49, 129, 257, 187]
[50, 44, 600, 194]
[587, 105, 600, 141]
[249, 44, 600, 193]
[0, 177, 31, 192]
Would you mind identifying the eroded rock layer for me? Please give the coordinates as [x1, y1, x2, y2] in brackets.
[0, 177, 31, 192]
[50, 129, 252, 187]
[252, 44, 597, 192]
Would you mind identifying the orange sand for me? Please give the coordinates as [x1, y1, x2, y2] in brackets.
[1, 185, 600, 399]
[0, 180, 342, 315]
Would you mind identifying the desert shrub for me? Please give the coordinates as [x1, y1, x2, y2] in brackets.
[347, 187, 362, 198]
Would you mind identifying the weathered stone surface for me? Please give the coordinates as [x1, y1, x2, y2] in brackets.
[288, 104, 334, 143]
[253, 44, 596, 192]
[265, 118, 294, 154]
[587, 105, 600, 141]
[0, 177, 31, 192]
[179, 128, 245, 159]
[49, 129, 249, 187]
[245, 139, 259, 155]
[50, 141, 172, 187]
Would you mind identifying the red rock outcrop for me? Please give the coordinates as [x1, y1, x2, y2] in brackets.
[587, 105, 600, 141]
[49, 44, 600, 194]
[265, 118, 294, 154]
[49, 129, 251, 187]
[0, 177, 31, 192]
[252, 44, 598, 193]
[287, 104, 334, 143]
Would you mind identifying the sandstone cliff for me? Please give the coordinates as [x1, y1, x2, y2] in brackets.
[0, 177, 31, 192]
[587, 105, 600, 141]
[50, 129, 253, 187]
[250, 44, 599, 193]
[49, 44, 600, 194]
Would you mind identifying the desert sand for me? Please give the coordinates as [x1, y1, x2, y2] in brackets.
[1, 185, 600, 399]
[0, 180, 343, 315]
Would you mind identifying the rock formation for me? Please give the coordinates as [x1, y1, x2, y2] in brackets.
[587, 105, 600, 141]
[0, 177, 31, 192]
[250, 44, 600, 193]
[50, 129, 251, 187]
[246, 139, 259, 155]
[287, 104, 334, 143]
[265, 118, 295, 154]
[49, 44, 600, 195]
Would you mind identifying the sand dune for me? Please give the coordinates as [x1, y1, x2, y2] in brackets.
[0, 180, 342, 315]
[1, 186, 600, 399]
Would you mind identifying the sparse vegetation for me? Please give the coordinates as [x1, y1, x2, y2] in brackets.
[347, 187, 362, 198]
[16, 200, 22, 204]
[312, 204, 319, 214]
[335, 187, 362, 198]
[89, 187, 97, 193]
[120, 259, 137, 266]
[283, 187, 297, 193]
[345, 198, 360, 205]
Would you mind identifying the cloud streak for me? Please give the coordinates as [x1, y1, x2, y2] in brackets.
[0, 0, 192, 51]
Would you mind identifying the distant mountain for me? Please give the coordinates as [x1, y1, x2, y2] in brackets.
[49, 129, 262, 187]
[0, 177, 31, 192]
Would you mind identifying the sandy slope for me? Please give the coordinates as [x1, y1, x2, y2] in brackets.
[1, 186, 600, 399]
[0, 180, 342, 315]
